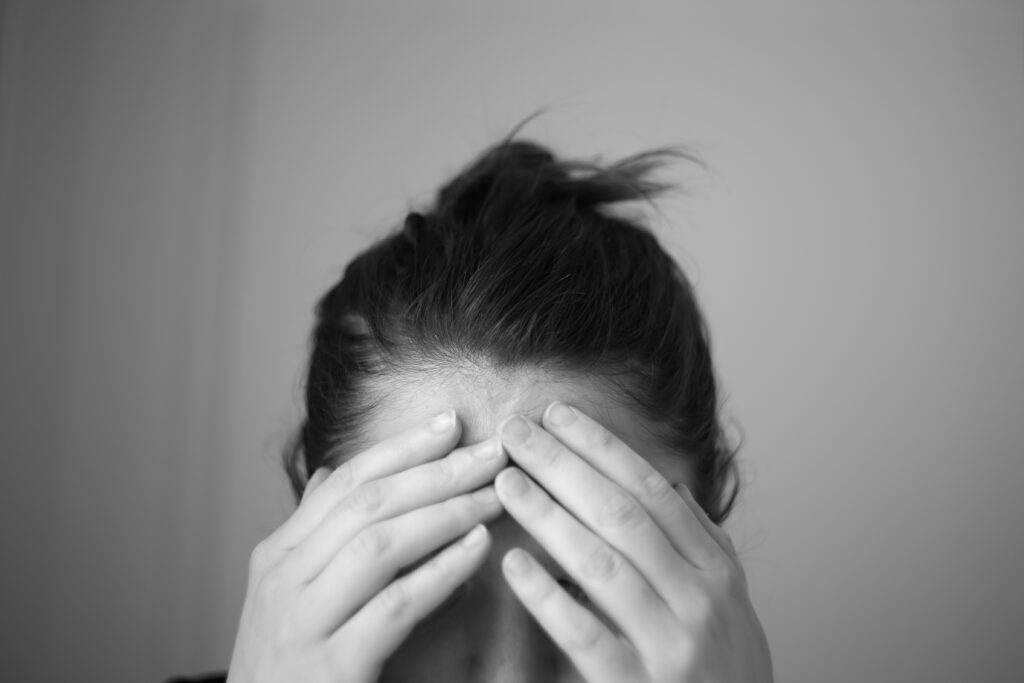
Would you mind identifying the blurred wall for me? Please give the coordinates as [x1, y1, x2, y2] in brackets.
[2, 1, 1022, 681]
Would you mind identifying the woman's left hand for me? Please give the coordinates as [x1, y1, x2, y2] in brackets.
[493, 402, 773, 683]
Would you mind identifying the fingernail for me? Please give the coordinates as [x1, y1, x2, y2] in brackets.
[430, 410, 455, 433]
[462, 524, 487, 548]
[545, 401, 577, 427]
[503, 548, 532, 576]
[471, 437, 503, 461]
[497, 469, 529, 497]
[498, 415, 531, 446]
[472, 486, 498, 506]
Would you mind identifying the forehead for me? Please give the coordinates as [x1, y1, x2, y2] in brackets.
[361, 363, 693, 485]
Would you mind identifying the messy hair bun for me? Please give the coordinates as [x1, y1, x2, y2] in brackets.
[436, 140, 683, 219]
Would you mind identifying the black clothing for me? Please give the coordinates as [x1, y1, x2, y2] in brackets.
[166, 673, 227, 683]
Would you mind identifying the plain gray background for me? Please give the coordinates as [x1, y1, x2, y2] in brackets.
[2, 1, 1022, 681]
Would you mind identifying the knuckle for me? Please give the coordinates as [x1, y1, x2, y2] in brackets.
[563, 615, 604, 652]
[353, 524, 391, 558]
[432, 454, 459, 488]
[534, 441, 563, 468]
[375, 582, 410, 619]
[580, 544, 624, 582]
[639, 471, 676, 506]
[329, 460, 357, 493]
[598, 491, 645, 528]
[248, 540, 275, 576]
[588, 423, 617, 451]
[345, 481, 383, 514]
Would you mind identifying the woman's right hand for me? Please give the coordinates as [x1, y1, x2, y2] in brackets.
[226, 410, 505, 683]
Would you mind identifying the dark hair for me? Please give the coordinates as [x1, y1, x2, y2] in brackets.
[285, 137, 740, 523]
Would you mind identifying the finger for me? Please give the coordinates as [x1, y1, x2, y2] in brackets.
[332, 524, 491, 680]
[298, 486, 502, 635]
[286, 437, 506, 582]
[538, 403, 726, 569]
[499, 412, 706, 585]
[495, 468, 681, 664]
[501, 548, 643, 683]
[270, 410, 461, 552]
[301, 466, 331, 502]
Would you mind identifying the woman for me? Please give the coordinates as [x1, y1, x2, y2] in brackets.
[222, 136, 772, 682]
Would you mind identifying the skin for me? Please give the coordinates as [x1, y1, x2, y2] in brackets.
[227, 367, 772, 682]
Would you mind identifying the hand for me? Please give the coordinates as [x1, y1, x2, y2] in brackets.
[493, 403, 773, 683]
[226, 411, 506, 683]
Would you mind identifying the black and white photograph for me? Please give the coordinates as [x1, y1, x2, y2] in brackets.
[2, 2, 1022, 682]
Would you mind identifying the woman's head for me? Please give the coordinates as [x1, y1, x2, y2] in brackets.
[285, 136, 739, 524]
